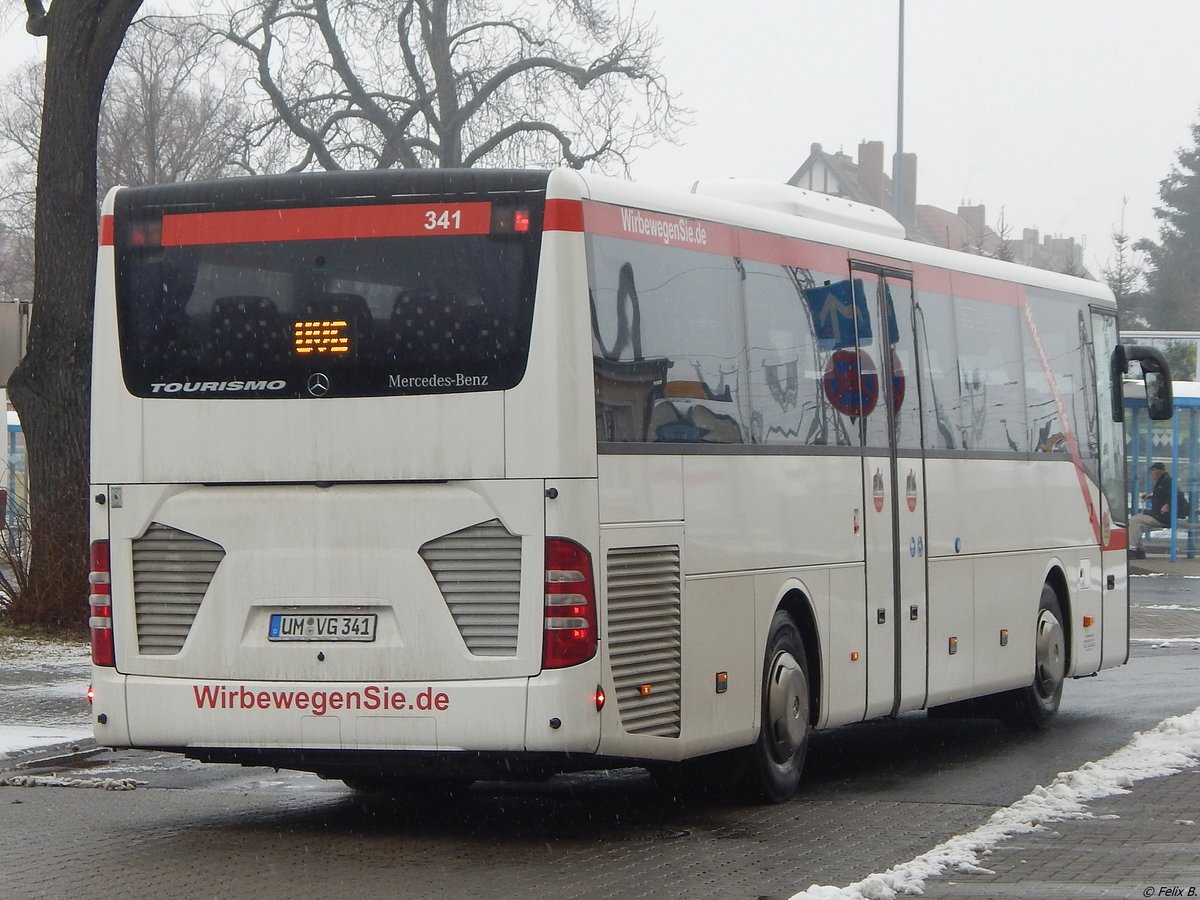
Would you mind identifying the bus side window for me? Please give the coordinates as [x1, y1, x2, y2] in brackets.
[587, 238, 745, 444]
[594, 356, 670, 442]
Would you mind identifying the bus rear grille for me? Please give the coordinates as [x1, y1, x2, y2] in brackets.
[132, 523, 225, 655]
[420, 519, 521, 656]
[607, 545, 682, 738]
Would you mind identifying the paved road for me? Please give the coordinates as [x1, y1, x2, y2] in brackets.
[0, 572, 1197, 899]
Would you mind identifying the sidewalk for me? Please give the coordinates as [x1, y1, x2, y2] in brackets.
[917, 768, 1200, 898]
[1131, 548, 1200, 577]
[0, 633, 95, 767]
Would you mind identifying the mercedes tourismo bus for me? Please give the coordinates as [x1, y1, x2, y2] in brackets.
[88, 168, 1171, 801]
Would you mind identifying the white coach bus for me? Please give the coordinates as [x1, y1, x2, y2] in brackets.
[88, 169, 1170, 801]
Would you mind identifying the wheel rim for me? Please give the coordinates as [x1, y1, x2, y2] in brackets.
[765, 650, 808, 764]
[1033, 607, 1065, 701]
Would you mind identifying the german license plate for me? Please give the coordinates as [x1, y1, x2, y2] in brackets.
[268, 613, 377, 642]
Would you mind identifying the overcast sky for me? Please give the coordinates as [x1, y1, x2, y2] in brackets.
[1, 2, 1196, 274]
[632, 0, 1199, 273]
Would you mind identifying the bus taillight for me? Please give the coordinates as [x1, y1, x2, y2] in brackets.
[89, 540, 115, 667]
[543, 538, 597, 669]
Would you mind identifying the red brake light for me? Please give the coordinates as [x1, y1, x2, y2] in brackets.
[543, 538, 597, 669]
[89, 540, 114, 667]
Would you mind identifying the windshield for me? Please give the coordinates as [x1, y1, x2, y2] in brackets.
[113, 190, 544, 399]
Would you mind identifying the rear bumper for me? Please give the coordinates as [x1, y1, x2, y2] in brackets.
[91, 665, 602, 756]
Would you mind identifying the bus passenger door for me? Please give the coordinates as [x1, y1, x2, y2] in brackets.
[851, 264, 928, 718]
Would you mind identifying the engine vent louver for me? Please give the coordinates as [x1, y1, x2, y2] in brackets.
[132, 523, 225, 655]
[420, 519, 522, 656]
[606, 545, 682, 738]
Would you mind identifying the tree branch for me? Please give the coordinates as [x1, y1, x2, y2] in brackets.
[24, 0, 48, 37]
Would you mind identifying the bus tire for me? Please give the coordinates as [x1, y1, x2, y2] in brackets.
[1006, 584, 1066, 728]
[748, 611, 811, 802]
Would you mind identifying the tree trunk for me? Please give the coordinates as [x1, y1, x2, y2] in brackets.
[5, 0, 142, 632]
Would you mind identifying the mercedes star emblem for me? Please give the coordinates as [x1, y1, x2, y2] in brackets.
[307, 373, 331, 397]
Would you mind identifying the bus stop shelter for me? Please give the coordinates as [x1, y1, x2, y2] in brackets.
[1126, 381, 1200, 560]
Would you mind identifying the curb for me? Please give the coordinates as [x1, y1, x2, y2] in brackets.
[0, 738, 103, 771]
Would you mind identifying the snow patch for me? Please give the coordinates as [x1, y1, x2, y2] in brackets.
[0, 774, 142, 791]
[791, 705, 1200, 900]
[1132, 638, 1200, 649]
[0, 634, 89, 667]
[0, 724, 91, 755]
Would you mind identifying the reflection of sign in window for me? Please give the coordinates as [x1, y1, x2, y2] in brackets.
[806, 281, 864, 351]
[294, 319, 351, 355]
[805, 279, 900, 351]
[823, 348, 879, 417]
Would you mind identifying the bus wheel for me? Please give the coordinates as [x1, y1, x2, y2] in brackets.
[1007, 585, 1066, 728]
[748, 611, 810, 802]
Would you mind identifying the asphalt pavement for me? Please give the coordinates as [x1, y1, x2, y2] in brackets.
[1, 556, 1199, 899]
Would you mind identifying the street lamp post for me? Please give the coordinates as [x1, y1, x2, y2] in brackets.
[895, 0, 905, 223]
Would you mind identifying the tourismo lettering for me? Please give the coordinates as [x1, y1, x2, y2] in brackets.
[192, 683, 451, 716]
[149, 380, 287, 394]
[618, 208, 708, 247]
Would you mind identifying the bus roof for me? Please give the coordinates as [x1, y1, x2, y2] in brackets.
[567, 170, 1114, 307]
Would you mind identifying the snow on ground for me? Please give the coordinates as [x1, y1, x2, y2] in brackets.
[0, 724, 92, 756]
[1133, 638, 1200, 649]
[0, 633, 90, 669]
[0, 773, 142, 790]
[0, 633, 92, 757]
[791, 705, 1200, 900]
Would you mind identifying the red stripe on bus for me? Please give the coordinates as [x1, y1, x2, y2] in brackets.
[949, 271, 1022, 306]
[913, 265, 953, 295]
[99, 215, 114, 247]
[737, 230, 850, 272]
[581, 201, 740, 255]
[160, 202, 493, 246]
[1019, 293, 1104, 547]
[544, 199, 584, 232]
[1105, 525, 1128, 552]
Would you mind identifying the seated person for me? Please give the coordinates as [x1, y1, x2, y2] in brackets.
[1130, 462, 1184, 559]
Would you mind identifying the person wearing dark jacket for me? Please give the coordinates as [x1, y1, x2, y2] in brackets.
[1131, 462, 1177, 559]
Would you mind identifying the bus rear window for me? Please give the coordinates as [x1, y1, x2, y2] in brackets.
[113, 198, 543, 399]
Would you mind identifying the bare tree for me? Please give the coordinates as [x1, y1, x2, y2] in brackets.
[216, 0, 683, 172]
[99, 15, 258, 187]
[0, 61, 44, 304]
[0, 12, 257, 313]
[5, 0, 143, 631]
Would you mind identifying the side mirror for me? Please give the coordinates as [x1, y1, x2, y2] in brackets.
[1112, 344, 1173, 421]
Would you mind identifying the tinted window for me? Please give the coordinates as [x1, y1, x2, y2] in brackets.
[744, 261, 861, 446]
[589, 236, 747, 443]
[114, 199, 543, 399]
[1025, 286, 1099, 468]
[913, 287, 960, 450]
[953, 290, 1026, 452]
[884, 278, 922, 451]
